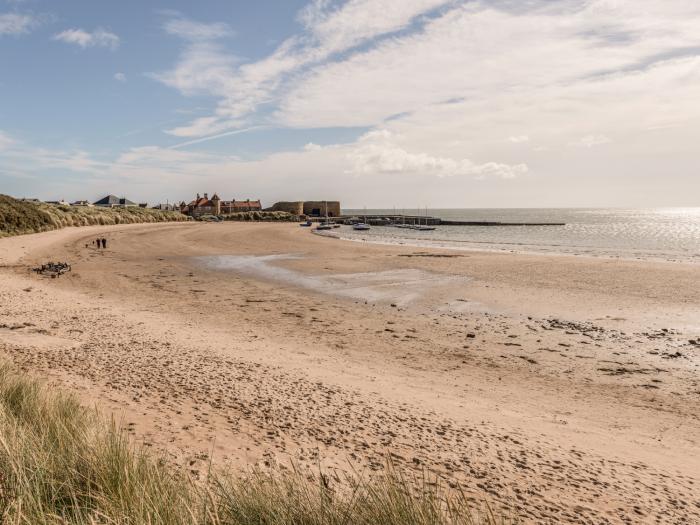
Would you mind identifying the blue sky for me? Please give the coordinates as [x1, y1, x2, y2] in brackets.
[2, 0, 700, 207]
[0, 1, 309, 152]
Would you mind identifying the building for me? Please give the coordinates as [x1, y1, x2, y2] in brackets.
[45, 199, 70, 206]
[94, 195, 138, 207]
[179, 193, 262, 217]
[152, 203, 177, 211]
[71, 200, 94, 207]
[267, 201, 341, 217]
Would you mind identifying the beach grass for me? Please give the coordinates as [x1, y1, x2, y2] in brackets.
[0, 194, 187, 238]
[218, 211, 299, 221]
[0, 362, 510, 524]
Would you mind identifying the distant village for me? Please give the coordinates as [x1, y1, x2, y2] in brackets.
[20, 193, 342, 218]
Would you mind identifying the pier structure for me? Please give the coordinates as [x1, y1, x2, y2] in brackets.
[332, 214, 565, 227]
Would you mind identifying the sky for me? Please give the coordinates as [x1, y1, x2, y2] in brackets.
[1, 0, 699, 208]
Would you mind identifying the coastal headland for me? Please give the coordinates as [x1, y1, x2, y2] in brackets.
[1, 222, 698, 523]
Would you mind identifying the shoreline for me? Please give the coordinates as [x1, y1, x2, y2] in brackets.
[1, 222, 699, 523]
[318, 227, 700, 265]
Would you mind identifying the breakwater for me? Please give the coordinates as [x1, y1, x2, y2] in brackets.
[336, 214, 565, 226]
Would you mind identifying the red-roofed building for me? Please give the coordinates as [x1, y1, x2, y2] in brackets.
[179, 193, 262, 217]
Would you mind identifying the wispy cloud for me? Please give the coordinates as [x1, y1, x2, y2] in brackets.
[0, 12, 36, 35]
[6, 1, 700, 206]
[153, 1, 453, 137]
[571, 134, 612, 148]
[114, 72, 127, 82]
[163, 16, 233, 41]
[0, 130, 17, 149]
[53, 28, 120, 50]
[153, 0, 700, 154]
[148, 15, 238, 116]
[169, 126, 265, 149]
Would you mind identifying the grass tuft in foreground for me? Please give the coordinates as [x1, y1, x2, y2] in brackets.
[0, 363, 511, 524]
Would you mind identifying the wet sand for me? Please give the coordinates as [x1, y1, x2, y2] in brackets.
[1, 222, 699, 523]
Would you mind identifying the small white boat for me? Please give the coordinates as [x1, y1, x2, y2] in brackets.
[412, 206, 436, 231]
[354, 207, 370, 231]
[315, 201, 335, 230]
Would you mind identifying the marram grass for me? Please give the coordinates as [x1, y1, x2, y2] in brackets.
[0, 363, 511, 524]
[0, 195, 187, 238]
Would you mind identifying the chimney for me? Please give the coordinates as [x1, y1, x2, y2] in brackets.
[197, 193, 200, 199]
[204, 193, 208, 199]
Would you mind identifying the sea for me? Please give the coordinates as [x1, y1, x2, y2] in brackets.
[340, 208, 700, 262]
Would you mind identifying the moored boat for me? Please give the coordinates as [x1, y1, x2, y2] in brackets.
[315, 201, 335, 230]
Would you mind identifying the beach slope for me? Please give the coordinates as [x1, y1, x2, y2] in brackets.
[1, 222, 698, 523]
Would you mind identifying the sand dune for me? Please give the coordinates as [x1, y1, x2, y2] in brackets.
[1, 222, 698, 523]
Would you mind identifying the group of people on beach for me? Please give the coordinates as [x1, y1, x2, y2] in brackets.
[94, 237, 107, 249]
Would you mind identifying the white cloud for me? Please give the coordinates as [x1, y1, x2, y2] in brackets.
[152, 0, 700, 148]
[0, 12, 35, 35]
[164, 17, 232, 41]
[169, 126, 262, 149]
[276, 1, 698, 129]
[347, 130, 527, 179]
[114, 72, 127, 82]
[299, 0, 451, 57]
[154, 1, 453, 137]
[348, 142, 526, 179]
[53, 28, 120, 50]
[149, 41, 238, 99]
[304, 142, 322, 151]
[136, 0, 700, 202]
[572, 134, 612, 148]
[166, 117, 229, 138]
[7, 1, 700, 206]
[0, 130, 17, 149]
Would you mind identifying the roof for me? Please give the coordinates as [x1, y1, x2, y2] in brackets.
[187, 197, 213, 207]
[94, 195, 136, 206]
[229, 200, 261, 209]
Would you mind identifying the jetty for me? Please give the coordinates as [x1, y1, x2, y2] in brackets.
[334, 214, 565, 227]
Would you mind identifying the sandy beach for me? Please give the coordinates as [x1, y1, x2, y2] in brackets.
[1, 222, 698, 524]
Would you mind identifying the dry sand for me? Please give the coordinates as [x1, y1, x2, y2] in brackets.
[1, 222, 699, 523]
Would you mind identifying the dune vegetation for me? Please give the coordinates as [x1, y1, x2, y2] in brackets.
[218, 211, 299, 221]
[194, 211, 299, 222]
[0, 362, 509, 525]
[0, 194, 187, 238]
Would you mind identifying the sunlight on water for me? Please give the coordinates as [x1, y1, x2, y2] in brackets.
[341, 208, 700, 261]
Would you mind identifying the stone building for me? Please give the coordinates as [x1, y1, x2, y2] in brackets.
[267, 201, 341, 217]
[179, 193, 262, 217]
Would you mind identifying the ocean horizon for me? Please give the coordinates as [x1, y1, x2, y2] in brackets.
[340, 207, 700, 261]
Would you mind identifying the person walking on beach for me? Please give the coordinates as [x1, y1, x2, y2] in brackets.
[95, 238, 101, 249]
[101, 238, 107, 249]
